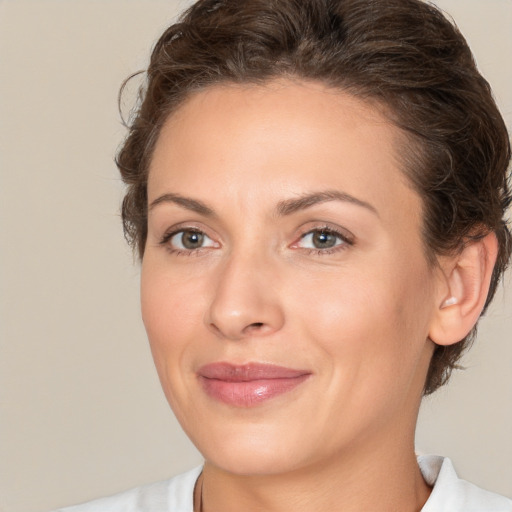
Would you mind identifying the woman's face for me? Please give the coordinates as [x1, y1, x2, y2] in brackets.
[141, 81, 441, 475]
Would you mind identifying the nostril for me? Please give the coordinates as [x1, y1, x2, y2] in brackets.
[209, 323, 222, 335]
[244, 322, 266, 334]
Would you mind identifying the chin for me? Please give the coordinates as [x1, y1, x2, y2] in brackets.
[206, 449, 304, 477]
[190, 422, 312, 476]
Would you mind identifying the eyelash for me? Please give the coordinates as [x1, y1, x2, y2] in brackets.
[294, 225, 354, 255]
[159, 225, 354, 256]
[159, 227, 216, 257]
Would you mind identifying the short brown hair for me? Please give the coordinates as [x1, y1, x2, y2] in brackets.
[117, 0, 511, 395]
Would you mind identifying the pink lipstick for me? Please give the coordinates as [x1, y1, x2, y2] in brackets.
[197, 362, 311, 407]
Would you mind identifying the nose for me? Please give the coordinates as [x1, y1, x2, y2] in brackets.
[205, 251, 285, 341]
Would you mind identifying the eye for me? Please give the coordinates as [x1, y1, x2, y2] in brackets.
[295, 228, 352, 252]
[162, 229, 218, 252]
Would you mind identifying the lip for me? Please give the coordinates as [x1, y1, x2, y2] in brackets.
[197, 362, 311, 408]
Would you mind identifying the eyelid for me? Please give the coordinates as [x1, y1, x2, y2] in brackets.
[158, 223, 221, 253]
[170, 230, 217, 249]
[290, 223, 355, 252]
[156, 221, 354, 256]
[159, 221, 216, 241]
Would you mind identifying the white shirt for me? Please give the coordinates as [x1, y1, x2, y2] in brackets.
[56, 455, 512, 511]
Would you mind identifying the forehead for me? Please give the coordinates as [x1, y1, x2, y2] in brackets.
[148, 80, 421, 226]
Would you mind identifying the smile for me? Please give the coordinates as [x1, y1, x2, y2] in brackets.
[197, 362, 311, 408]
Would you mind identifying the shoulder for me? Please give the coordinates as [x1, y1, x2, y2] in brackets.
[419, 455, 512, 512]
[53, 466, 202, 512]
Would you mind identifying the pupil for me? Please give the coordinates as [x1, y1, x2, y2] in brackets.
[312, 231, 336, 248]
[182, 231, 204, 249]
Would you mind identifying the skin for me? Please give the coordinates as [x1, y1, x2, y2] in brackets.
[141, 80, 448, 511]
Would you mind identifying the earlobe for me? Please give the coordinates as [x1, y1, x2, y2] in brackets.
[429, 232, 498, 346]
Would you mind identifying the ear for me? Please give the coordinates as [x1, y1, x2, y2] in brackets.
[429, 232, 498, 346]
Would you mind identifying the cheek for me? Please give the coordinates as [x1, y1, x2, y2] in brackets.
[290, 269, 391, 342]
[140, 260, 212, 426]
[291, 256, 433, 376]
[140, 259, 205, 370]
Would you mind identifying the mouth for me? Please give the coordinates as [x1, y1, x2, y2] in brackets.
[197, 362, 311, 408]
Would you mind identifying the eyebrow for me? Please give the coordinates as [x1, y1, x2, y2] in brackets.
[276, 190, 379, 217]
[148, 193, 216, 217]
[148, 189, 378, 218]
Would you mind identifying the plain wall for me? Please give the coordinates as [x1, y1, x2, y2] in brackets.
[0, 1, 510, 511]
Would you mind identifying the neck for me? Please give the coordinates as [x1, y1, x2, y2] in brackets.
[197, 433, 431, 512]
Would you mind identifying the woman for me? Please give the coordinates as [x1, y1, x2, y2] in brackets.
[59, 0, 512, 510]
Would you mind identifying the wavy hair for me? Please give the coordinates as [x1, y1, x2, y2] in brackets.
[116, 0, 511, 394]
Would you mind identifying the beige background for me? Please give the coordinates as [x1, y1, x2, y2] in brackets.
[0, 1, 510, 511]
